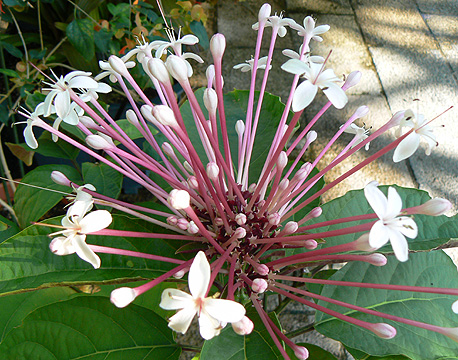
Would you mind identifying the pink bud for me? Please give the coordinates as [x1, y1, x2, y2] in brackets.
[370, 323, 397, 339]
[232, 316, 254, 335]
[236, 120, 245, 136]
[147, 58, 170, 84]
[187, 221, 199, 234]
[252, 278, 268, 293]
[277, 151, 288, 169]
[173, 269, 186, 279]
[110, 287, 137, 308]
[235, 213, 247, 225]
[268, 213, 281, 226]
[86, 134, 114, 150]
[248, 183, 257, 193]
[187, 176, 199, 190]
[366, 253, 387, 266]
[162, 142, 175, 157]
[304, 239, 318, 249]
[177, 218, 189, 230]
[51, 171, 71, 186]
[354, 105, 370, 119]
[166, 55, 189, 82]
[206, 162, 220, 180]
[168, 189, 190, 210]
[108, 55, 129, 77]
[415, 198, 452, 216]
[215, 217, 224, 226]
[255, 263, 270, 276]
[153, 105, 179, 128]
[79, 115, 98, 129]
[167, 216, 178, 226]
[183, 161, 194, 174]
[210, 34, 226, 60]
[306, 130, 317, 142]
[309, 207, 322, 218]
[234, 227, 246, 239]
[293, 345, 309, 360]
[283, 221, 298, 235]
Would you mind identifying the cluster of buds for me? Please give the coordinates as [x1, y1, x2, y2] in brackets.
[21, 3, 456, 359]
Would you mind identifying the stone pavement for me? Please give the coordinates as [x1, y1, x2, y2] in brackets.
[210, 1, 458, 359]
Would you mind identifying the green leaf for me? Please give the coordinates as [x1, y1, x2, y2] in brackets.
[200, 307, 284, 359]
[0, 214, 187, 296]
[295, 186, 458, 255]
[0, 41, 23, 58]
[0, 69, 19, 78]
[24, 90, 46, 110]
[294, 344, 337, 360]
[94, 28, 113, 54]
[33, 131, 80, 160]
[114, 119, 158, 142]
[0, 215, 19, 242]
[12, 165, 81, 228]
[0, 103, 9, 124]
[0, 293, 180, 359]
[315, 251, 458, 360]
[190, 21, 209, 50]
[66, 18, 95, 60]
[29, 48, 47, 60]
[82, 162, 123, 205]
[181, 89, 293, 185]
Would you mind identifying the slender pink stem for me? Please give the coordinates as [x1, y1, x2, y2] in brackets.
[89, 244, 185, 264]
[91, 228, 199, 240]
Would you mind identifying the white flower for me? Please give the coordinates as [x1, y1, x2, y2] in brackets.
[393, 110, 437, 162]
[96, 56, 136, 83]
[43, 71, 99, 119]
[233, 56, 271, 73]
[281, 60, 347, 111]
[282, 46, 325, 65]
[17, 103, 47, 149]
[49, 201, 112, 269]
[155, 33, 199, 58]
[364, 182, 418, 262]
[290, 16, 330, 42]
[160, 251, 246, 340]
[343, 123, 371, 150]
[252, 13, 296, 37]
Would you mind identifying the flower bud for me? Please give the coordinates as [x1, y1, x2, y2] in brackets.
[110, 287, 137, 308]
[147, 58, 170, 84]
[353, 233, 378, 252]
[108, 55, 129, 77]
[168, 189, 191, 210]
[235, 120, 245, 136]
[49, 237, 74, 255]
[187, 176, 199, 190]
[306, 130, 317, 143]
[304, 239, 318, 249]
[268, 213, 281, 226]
[255, 263, 270, 276]
[153, 105, 179, 128]
[51, 171, 71, 186]
[252, 278, 268, 293]
[203, 88, 218, 115]
[283, 221, 298, 235]
[232, 316, 254, 335]
[162, 142, 175, 157]
[370, 323, 397, 339]
[86, 134, 114, 150]
[173, 269, 186, 279]
[278, 178, 289, 191]
[187, 221, 199, 234]
[183, 161, 194, 174]
[79, 115, 98, 129]
[366, 253, 388, 266]
[177, 218, 189, 230]
[166, 55, 189, 82]
[343, 70, 362, 90]
[293, 345, 309, 360]
[126, 109, 139, 127]
[248, 183, 257, 193]
[210, 34, 226, 60]
[414, 198, 452, 216]
[206, 162, 220, 180]
[140, 105, 155, 123]
[235, 213, 247, 225]
[440, 326, 458, 342]
[234, 227, 246, 239]
[309, 207, 322, 218]
[215, 217, 224, 226]
[277, 151, 288, 169]
[258, 3, 271, 22]
[354, 105, 370, 119]
[167, 216, 178, 226]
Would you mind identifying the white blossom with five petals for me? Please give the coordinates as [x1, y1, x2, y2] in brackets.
[364, 182, 418, 262]
[160, 251, 246, 340]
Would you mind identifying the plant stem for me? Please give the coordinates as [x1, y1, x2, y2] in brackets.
[284, 323, 315, 339]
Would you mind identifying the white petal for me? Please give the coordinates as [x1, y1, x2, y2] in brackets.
[282, 49, 299, 59]
[387, 228, 409, 262]
[24, 123, 38, 149]
[369, 221, 390, 249]
[79, 210, 112, 234]
[72, 234, 101, 268]
[278, 26, 287, 37]
[322, 82, 348, 109]
[180, 35, 199, 45]
[394, 217, 418, 239]
[393, 133, 420, 162]
[62, 109, 79, 125]
[281, 59, 309, 75]
[188, 251, 210, 299]
[43, 91, 58, 116]
[364, 183, 387, 219]
[54, 91, 70, 119]
[168, 306, 197, 334]
[69, 76, 98, 89]
[385, 187, 403, 219]
[204, 298, 246, 323]
[182, 52, 204, 63]
[292, 81, 318, 112]
[160, 288, 194, 310]
[96, 83, 112, 93]
[199, 310, 222, 340]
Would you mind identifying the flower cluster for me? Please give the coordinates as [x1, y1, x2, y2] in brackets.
[20, 3, 456, 359]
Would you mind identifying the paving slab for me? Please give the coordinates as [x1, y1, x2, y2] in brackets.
[416, 0, 458, 16]
[287, 0, 353, 15]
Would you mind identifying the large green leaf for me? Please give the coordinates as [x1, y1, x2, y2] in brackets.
[180, 89, 293, 184]
[290, 186, 458, 255]
[13, 165, 81, 228]
[34, 131, 80, 160]
[66, 18, 95, 60]
[0, 214, 187, 296]
[0, 294, 180, 359]
[200, 307, 283, 359]
[82, 162, 123, 203]
[314, 251, 458, 359]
